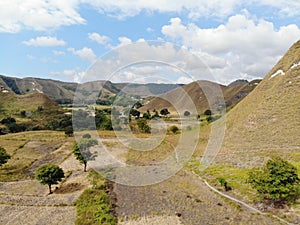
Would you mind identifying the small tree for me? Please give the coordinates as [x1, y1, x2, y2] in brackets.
[217, 177, 231, 191]
[204, 109, 212, 116]
[0, 146, 11, 166]
[35, 164, 64, 194]
[143, 110, 151, 119]
[248, 156, 300, 206]
[73, 139, 98, 172]
[184, 111, 190, 117]
[160, 108, 170, 117]
[169, 125, 179, 134]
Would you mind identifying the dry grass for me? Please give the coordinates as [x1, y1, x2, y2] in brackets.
[119, 215, 182, 225]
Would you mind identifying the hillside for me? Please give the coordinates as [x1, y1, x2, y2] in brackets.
[216, 40, 300, 166]
[140, 79, 261, 115]
[0, 75, 181, 104]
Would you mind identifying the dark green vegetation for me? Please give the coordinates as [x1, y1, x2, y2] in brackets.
[0, 146, 10, 166]
[73, 138, 98, 172]
[35, 164, 65, 194]
[75, 171, 117, 225]
[248, 157, 300, 205]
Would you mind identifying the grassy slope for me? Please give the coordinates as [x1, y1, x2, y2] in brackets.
[215, 40, 300, 167]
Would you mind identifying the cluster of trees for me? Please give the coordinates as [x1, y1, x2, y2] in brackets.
[0, 116, 27, 133]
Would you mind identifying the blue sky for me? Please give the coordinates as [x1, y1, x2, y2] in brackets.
[0, 1, 300, 84]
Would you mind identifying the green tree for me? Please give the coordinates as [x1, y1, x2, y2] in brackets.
[143, 110, 151, 119]
[248, 156, 300, 205]
[217, 177, 231, 191]
[35, 164, 65, 194]
[137, 118, 151, 133]
[169, 125, 179, 134]
[160, 108, 170, 117]
[73, 139, 98, 172]
[204, 109, 212, 116]
[0, 146, 11, 166]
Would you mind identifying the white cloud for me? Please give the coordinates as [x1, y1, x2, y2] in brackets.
[68, 47, 97, 63]
[23, 36, 66, 47]
[0, 0, 85, 33]
[51, 69, 86, 82]
[88, 32, 110, 45]
[162, 15, 300, 83]
[1, 1, 300, 33]
[118, 37, 133, 46]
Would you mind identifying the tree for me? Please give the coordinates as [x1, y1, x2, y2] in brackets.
[35, 164, 64, 194]
[160, 108, 170, 117]
[204, 109, 212, 116]
[0, 146, 11, 166]
[143, 110, 151, 119]
[248, 156, 300, 205]
[184, 111, 190, 117]
[73, 139, 98, 172]
[169, 125, 179, 134]
[137, 118, 151, 133]
[217, 177, 231, 191]
[130, 108, 140, 118]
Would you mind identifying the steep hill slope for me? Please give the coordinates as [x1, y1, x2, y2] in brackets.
[216, 40, 300, 166]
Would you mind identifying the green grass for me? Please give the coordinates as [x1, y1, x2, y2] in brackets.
[75, 171, 117, 225]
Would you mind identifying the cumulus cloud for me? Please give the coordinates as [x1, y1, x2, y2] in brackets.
[51, 69, 85, 82]
[22, 36, 66, 47]
[162, 15, 300, 83]
[68, 47, 97, 63]
[2, 1, 300, 33]
[88, 32, 110, 45]
[79, 41, 210, 84]
[0, 0, 85, 33]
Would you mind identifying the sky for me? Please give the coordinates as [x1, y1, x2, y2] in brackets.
[1, 1, 300, 85]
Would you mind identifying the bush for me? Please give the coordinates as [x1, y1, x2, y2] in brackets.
[169, 125, 179, 134]
[248, 156, 300, 206]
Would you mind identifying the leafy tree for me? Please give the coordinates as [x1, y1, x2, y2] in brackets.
[143, 110, 151, 119]
[0, 146, 11, 166]
[137, 118, 151, 133]
[217, 177, 231, 191]
[169, 125, 179, 134]
[130, 108, 140, 118]
[204, 109, 212, 116]
[1, 117, 16, 125]
[35, 164, 64, 194]
[160, 108, 170, 116]
[73, 139, 98, 172]
[248, 156, 300, 205]
[184, 111, 190, 117]
[133, 101, 143, 109]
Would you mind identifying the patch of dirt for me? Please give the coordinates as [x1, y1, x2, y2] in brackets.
[114, 170, 282, 225]
[55, 183, 84, 194]
[120, 215, 182, 225]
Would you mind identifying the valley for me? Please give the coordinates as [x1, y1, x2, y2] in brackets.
[0, 40, 300, 224]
